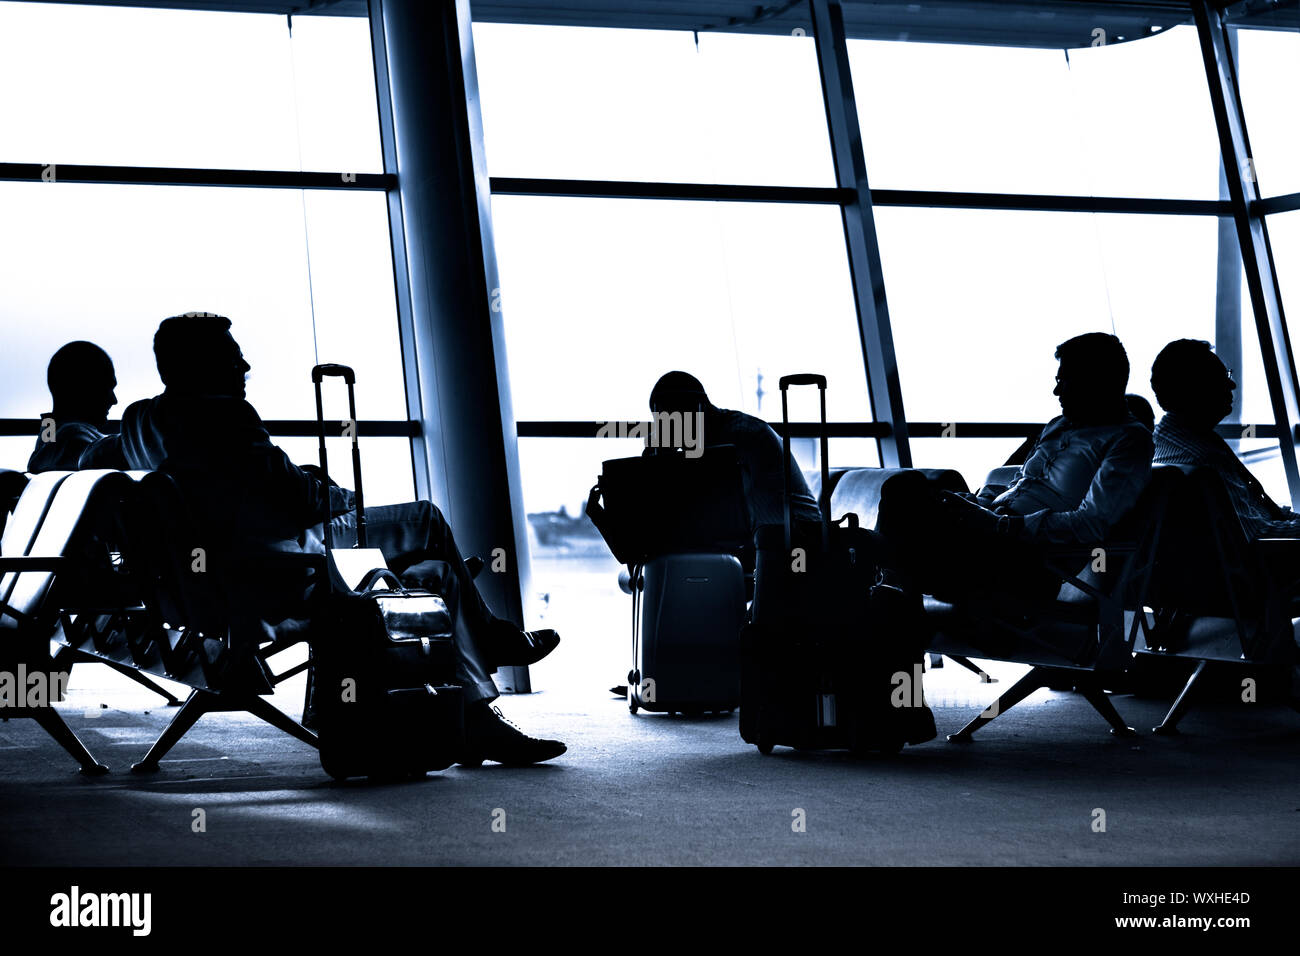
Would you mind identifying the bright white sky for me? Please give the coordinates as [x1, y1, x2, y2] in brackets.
[0, 3, 1297, 506]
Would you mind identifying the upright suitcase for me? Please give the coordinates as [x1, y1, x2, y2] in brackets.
[738, 373, 935, 755]
[627, 552, 744, 716]
[307, 364, 466, 781]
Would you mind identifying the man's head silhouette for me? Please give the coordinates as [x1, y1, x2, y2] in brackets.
[47, 341, 117, 427]
[1151, 339, 1235, 430]
[649, 371, 714, 418]
[1053, 332, 1130, 425]
[153, 313, 250, 399]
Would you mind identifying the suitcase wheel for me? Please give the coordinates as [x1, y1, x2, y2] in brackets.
[628, 700, 639, 715]
[757, 737, 775, 755]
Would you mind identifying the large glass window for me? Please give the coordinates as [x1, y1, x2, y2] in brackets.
[492, 196, 868, 423]
[0, 4, 407, 500]
[0, 1, 381, 172]
[875, 209, 1222, 421]
[1270, 212, 1300, 330]
[848, 27, 1221, 199]
[1235, 26, 1300, 198]
[0, 182, 405, 424]
[473, 24, 833, 186]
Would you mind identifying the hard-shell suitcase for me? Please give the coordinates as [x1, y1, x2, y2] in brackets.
[627, 552, 744, 716]
[308, 364, 466, 780]
[738, 373, 935, 755]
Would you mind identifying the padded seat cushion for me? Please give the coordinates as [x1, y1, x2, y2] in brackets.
[828, 467, 968, 527]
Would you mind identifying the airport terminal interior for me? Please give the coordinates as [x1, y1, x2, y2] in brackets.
[2, 0, 1300, 868]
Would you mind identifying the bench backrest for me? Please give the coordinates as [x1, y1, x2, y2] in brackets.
[0, 471, 72, 621]
[1141, 464, 1266, 618]
[125, 471, 234, 639]
[1, 470, 134, 630]
[1, 471, 69, 559]
[0, 469, 31, 538]
[826, 467, 968, 526]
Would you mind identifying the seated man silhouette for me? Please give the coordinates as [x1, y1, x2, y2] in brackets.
[877, 332, 1153, 606]
[28, 341, 118, 473]
[1150, 339, 1300, 696]
[647, 371, 823, 539]
[1151, 339, 1300, 536]
[81, 314, 563, 764]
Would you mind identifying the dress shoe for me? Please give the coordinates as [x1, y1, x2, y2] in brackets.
[488, 623, 560, 670]
[462, 704, 566, 766]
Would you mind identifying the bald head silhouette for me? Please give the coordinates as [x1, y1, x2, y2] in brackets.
[47, 341, 117, 428]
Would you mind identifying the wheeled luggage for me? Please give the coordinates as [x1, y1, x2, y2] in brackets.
[627, 552, 745, 716]
[738, 373, 935, 755]
[308, 364, 466, 780]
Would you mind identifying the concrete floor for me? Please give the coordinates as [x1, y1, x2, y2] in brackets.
[2, 657, 1298, 867]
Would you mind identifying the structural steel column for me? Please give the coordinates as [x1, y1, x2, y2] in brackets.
[809, 0, 912, 467]
[1193, 0, 1300, 505]
[369, 0, 533, 691]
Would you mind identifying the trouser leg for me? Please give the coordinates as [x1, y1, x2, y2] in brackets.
[410, 560, 499, 705]
[875, 471, 1050, 601]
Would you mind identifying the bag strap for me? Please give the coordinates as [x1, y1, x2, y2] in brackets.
[355, 566, 406, 596]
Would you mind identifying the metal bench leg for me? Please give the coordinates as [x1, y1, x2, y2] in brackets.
[98, 658, 183, 706]
[949, 655, 997, 683]
[131, 690, 209, 772]
[132, 689, 318, 773]
[1152, 660, 1209, 736]
[1077, 682, 1138, 738]
[30, 708, 109, 775]
[242, 694, 319, 749]
[948, 667, 1046, 743]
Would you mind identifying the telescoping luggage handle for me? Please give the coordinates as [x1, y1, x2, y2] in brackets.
[312, 363, 367, 551]
[778, 373, 831, 555]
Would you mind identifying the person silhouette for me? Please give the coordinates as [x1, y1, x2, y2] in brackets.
[1150, 338, 1300, 537]
[81, 314, 564, 764]
[28, 342, 118, 473]
[1150, 339, 1300, 701]
[877, 332, 1153, 604]
[647, 371, 822, 537]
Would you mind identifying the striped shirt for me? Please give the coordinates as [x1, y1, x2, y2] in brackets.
[1151, 413, 1300, 538]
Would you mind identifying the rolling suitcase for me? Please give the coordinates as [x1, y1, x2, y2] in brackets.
[308, 363, 466, 781]
[627, 552, 744, 716]
[738, 373, 935, 755]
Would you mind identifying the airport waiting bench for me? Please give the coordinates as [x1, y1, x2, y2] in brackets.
[1126, 463, 1300, 734]
[1, 468, 324, 773]
[821, 463, 1296, 739]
